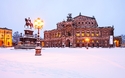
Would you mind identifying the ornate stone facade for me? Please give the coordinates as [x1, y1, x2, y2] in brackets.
[43, 13, 115, 48]
[0, 27, 12, 47]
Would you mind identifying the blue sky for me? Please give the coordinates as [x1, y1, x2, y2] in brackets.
[0, 0, 125, 38]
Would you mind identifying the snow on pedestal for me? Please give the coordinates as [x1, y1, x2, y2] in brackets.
[35, 46, 41, 49]
[24, 27, 34, 31]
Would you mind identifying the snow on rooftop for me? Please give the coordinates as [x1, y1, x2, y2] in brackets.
[0, 47, 125, 78]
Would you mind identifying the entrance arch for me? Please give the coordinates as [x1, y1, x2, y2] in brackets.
[66, 39, 70, 47]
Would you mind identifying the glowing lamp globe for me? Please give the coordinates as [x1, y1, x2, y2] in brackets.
[34, 18, 44, 29]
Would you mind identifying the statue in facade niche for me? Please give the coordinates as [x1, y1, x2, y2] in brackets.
[24, 17, 33, 29]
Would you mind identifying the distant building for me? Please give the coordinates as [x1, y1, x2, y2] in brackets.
[114, 36, 122, 47]
[43, 13, 122, 48]
[0, 27, 12, 47]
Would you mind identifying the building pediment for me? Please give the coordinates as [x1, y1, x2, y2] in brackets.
[74, 15, 95, 21]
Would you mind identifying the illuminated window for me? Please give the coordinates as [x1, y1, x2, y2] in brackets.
[87, 33, 89, 36]
[77, 40, 79, 43]
[58, 33, 61, 37]
[96, 31, 99, 36]
[91, 33, 94, 36]
[76, 32, 80, 37]
[96, 33, 99, 36]
[92, 40, 94, 43]
[96, 40, 99, 43]
[56, 33, 59, 37]
[86, 32, 90, 36]
[82, 40, 84, 43]
[81, 32, 85, 36]
[58, 35, 60, 37]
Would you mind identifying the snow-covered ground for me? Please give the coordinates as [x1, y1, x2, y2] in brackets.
[0, 47, 125, 78]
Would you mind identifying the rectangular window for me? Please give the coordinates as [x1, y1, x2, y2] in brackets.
[76, 32, 80, 37]
[58, 33, 61, 37]
[82, 32, 84, 36]
[96, 31, 99, 36]
[86, 32, 90, 36]
[77, 40, 79, 43]
[92, 40, 94, 43]
[96, 33, 99, 36]
[91, 33, 94, 36]
[82, 40, 84, 43]
[56, 33, 58, 37]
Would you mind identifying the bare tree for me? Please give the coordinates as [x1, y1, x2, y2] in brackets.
[121, 34, 125, 44]
[12, 31, 20, 45]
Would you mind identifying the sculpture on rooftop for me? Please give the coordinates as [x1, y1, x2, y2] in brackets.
[67, 13, 72, 21]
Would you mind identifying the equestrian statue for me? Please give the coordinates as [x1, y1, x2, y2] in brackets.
[24, 17, 33, 29]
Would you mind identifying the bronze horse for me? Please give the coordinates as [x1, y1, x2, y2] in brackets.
[24, 17, 33, 29]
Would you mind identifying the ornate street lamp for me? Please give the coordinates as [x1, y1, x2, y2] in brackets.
[85, 38, 90, 49]
[34, 18, 44, 56]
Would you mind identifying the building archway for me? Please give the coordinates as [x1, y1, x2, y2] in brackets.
[82, 43, 84, 47]
[8, 42, 10, 46]
[92, 43, 94, 47]
[97, 43, 99, 47]
[66, 39, 70, 47]
[2, 41, 3, 46]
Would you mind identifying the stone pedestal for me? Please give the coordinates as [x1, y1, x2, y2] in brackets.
[35, 46, 41, 56]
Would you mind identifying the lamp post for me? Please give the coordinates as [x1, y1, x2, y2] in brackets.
[34, 18, 44, 56]
[85, 38, 90, 49]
